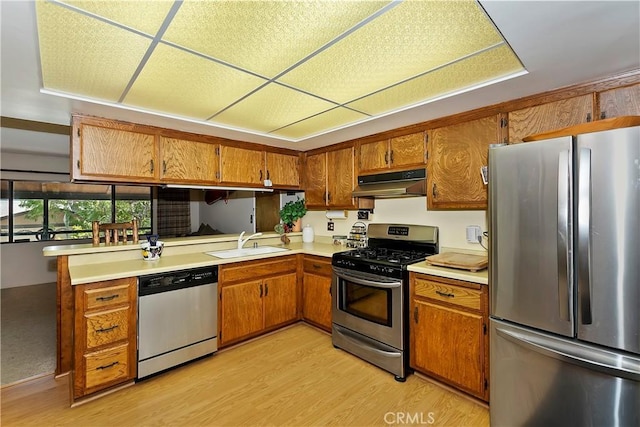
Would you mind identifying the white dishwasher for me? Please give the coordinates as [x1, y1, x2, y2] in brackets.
[137, 266, 218, 379]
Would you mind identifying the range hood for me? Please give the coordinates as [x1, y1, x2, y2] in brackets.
[352, 169, 426, 198]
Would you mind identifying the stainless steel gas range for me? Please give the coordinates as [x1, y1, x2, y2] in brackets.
[331, 223, 439, 382]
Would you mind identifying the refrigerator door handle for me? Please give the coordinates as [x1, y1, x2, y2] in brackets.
[577, 148, 593, 324]
[557, 150, 571, 322]
[496, 326, 640, 381]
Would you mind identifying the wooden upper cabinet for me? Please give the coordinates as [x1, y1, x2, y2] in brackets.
[72, 116, 158, 183]
[358, 139, 389, 173]
[265, 152, 300, 188]
[304, 152, 328, 208]
[599, 83, 640, 119]
[427, 115, 498, 210]
[389, 132, 427, 169]
[358, 132, 426, 174]
[159, 136, 219, 184]
[327, 146, 356, 208]
[219, 145, 264, 186]
[507, 94, 593, 143]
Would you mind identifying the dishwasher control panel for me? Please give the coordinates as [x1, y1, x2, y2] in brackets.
[138, 266, 218, 296]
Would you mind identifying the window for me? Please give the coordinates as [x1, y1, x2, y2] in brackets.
[1, 180, 152, 243]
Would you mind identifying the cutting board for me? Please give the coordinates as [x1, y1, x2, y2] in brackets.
[425, 252, 488, 272]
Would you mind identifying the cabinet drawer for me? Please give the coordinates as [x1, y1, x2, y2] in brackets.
[220, 256, 296, 283]
[84, 344, 130, 389]
[303, 257, 332, 277]
[84, 281, 132, 310]
[85, 307, 129, 349]
[414, 278, 482, 311]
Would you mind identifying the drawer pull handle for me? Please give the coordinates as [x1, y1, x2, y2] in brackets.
[96, 294, 119, 301]
[96, 361, 119, 370]
[436, 290, 455, 298]
[95, 325, 119, 333]
[312, 264, 322, 269]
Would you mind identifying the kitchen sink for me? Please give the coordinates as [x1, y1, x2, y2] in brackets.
[205, 246, 289, 259]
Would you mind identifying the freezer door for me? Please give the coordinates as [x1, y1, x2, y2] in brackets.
[490, 318, 640, 427]
[489, 137, 573, 337]
[576, 126, 640, 354]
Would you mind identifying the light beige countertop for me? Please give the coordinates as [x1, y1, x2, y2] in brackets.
[45, 234, 488, 286]
[408, 262, 488, 285]
[45, 235, 351, 285]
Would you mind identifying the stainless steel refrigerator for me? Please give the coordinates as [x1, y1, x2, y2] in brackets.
[488, 125, 640, 426]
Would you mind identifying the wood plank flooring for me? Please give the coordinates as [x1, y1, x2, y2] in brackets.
[1, 323, 489, 426]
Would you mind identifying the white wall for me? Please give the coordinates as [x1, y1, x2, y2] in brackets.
[198, 191, 255, 234]
[0, 240, 59, 288]
[300, 197, 488, 251]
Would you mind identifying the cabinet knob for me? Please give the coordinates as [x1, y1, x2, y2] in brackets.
[150, 159, 154, 173]
[384, 152, 389, 164]
[259, 284, 263, 297]
[390, 150, 394, 164]
[163, 160, 167, 174]
[432, 183, 438, 198]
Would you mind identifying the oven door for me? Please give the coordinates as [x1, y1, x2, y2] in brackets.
[332, 266, 403, 350]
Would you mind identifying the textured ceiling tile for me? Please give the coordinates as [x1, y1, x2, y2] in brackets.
[279, 0, 504, 104]
[36, 1, 151, 101]
[58, 0, 174, 36]
[212, 83, 336, 133]
[347, 44, 524, 115]
[162, 0, 390, 77]
[270, 107, 368, 140]
[124, 43, 267, 120]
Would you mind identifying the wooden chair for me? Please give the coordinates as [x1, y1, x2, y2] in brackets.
[92, 218, 139, 245]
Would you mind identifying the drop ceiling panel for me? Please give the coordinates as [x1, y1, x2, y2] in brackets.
[212, 83, 336, 133]
[58, 0, 174, 36]
[278, 0, 505, 104]
[124, 43, 267, 120]
[347, 44, 524, 115]
[271, 107, 368, 140]
[162, 0, 391, 77]
[36, 1, 151, 102]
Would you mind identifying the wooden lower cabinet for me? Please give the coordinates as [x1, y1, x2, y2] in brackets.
[73, 277, 137, 400]
[302, 255, 333, 331]
[409, 273, 489, 402]
[219, 256, 298, 346]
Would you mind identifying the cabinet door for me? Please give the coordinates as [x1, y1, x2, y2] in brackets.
[427, 116, 497, 210]
[389, 132, 426, 169]
[159, 136, 219, 184]
[507, 94, 593, 142]
[302, 272, 332, 331]
[265, 152, 300, 188]
[263, 273, 298, 329]
[358, 139, 389, 173]
[599, 83, 640, 119]
[74, 121, 157, 183]
[411, 299, 485, 397]
[304, 152, 327, 208]
[327, 147, 355, 208]
[220, 280, 263, 344]
[220, 146, 264, 185]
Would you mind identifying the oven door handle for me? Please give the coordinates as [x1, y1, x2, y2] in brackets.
[333, 325, 402, 358]
[333, 267, 402, 289]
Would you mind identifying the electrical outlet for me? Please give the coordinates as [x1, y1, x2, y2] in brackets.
[327, 221, 334, 231]
[357, 210, 369, 220]
[466, 225, 482, 243]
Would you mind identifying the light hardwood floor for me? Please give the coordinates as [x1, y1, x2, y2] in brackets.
[1, 323, 489, 426]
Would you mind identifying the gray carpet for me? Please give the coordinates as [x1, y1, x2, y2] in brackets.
[1, 282, 56, 385]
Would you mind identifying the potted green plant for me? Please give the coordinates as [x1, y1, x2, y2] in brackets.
[279, 197, 307, 232]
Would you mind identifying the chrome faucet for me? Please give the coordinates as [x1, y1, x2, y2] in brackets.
[238, 231, 263, 249]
